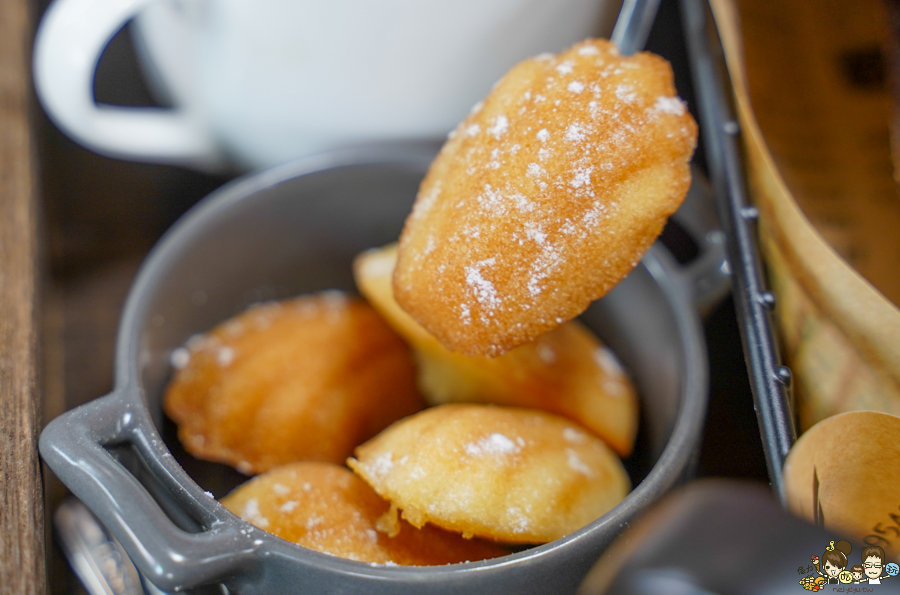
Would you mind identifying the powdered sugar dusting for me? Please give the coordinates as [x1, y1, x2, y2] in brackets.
[279, 500, 298, 513]
[217, 346, 235, 367]
[170, 347, 190, 369]
[595, 347, 629, 397]
[367, 452, 394, 479]
[527, 241, 563, 298]
[488, 147, 501, 169]
[524, 222, 547, 245]
[536, 128, 550, 142]
[526, 162, 544, 177]
[241, 498, 269, 528]
[556, 60, 575, 75]
[566, 449, 594, 477]
[565, 123, 586, 142]
[460, 303, 472, 324]
[563, 427, 588, 444]
[615, 84, 637, 104]
[305, 515, 325, 529]
[477, 184, 506, 215]
[507, 506, 530, 533]
[582, 201, 607, 227]
[186, 329, 216, 347]
[465, 258, 501, 311]
[465, 433, 520, 456]
[537, 343, 556, 364]
[570, 166, 593, 190]
[509, 192, 534, 213]
[653, 95, 686, 115]
[594, 346, 624, 375]
[568, 81, 585, 94]
[488, 115, 509, 138]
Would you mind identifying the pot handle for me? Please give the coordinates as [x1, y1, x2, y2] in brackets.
[32, 0, 225, 170]
[669, 171, 731, 316]
[40, 390, 259, 592]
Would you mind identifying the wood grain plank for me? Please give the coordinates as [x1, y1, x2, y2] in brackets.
[0, 0, 46, 592]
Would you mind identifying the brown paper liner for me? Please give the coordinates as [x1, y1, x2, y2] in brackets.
[709, 0, 900, 431]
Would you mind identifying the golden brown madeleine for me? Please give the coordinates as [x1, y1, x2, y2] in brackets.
[783, 411, 900, 560]
[355, 244, 638, 456]
[221, 462, 509, 565]
[348, 404, 631, 544]
[163, 292, 424, 474]
[393, 39, 697, 356]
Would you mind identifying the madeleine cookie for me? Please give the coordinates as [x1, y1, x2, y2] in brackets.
[393, 39, 697, 356]
[222, 462, 508, 565]
[355, 244, 638, 455]
[783, 411, 900, 560]
[163, 292, 424, 474]
[348, 404, 631, 544]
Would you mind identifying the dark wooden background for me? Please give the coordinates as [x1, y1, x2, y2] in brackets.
[1, 0, 43, 593]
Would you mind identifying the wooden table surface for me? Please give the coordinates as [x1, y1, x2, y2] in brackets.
[0, 0, 46, 592]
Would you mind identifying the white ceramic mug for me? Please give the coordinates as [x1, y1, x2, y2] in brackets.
[34, 0, 622, 171]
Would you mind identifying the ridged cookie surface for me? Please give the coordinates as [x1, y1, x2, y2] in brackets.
[394, 39, 697, 356]
[163, 292, 423, 474]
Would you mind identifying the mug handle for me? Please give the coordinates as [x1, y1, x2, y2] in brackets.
[39, 389, 259, 591]
[33, 0, 225, 170]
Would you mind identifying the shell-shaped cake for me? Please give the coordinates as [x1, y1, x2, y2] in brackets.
[393, 39, 697, 356]
[222, 462, 509, 565]
[348, 404, 631, 544]
[164, 292, 424, 474]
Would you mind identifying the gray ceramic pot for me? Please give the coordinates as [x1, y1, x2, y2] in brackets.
[40, 144, 726, 595]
